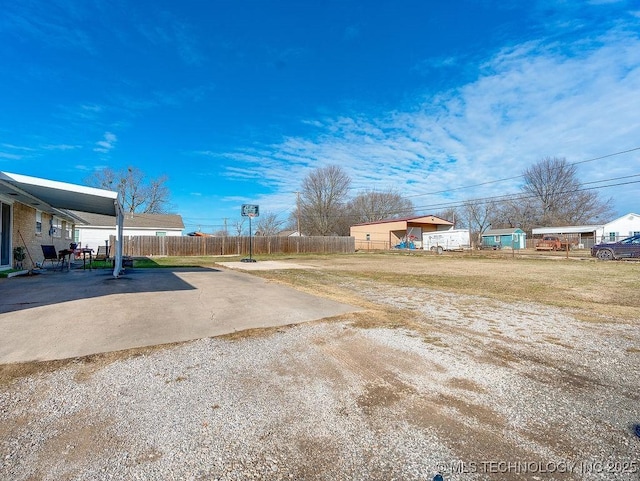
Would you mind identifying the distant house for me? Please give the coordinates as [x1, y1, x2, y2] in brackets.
[532, 213, 640, 248]
[277, 230, 302, 237]
[71, 211, 184, 250]
[481, 228, 526, 250]
[350, 215, 454, 250]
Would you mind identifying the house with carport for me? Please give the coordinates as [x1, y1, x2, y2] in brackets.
[350, 215, 454, 250]
[531, 212, 640, 248]
[0, 171, 125, 277]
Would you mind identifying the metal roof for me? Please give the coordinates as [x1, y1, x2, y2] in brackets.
[531, 225, 602, 235]
[483, 228, 525, 236]
[0, 171, 119, 217]
[351, 215, 453, 227]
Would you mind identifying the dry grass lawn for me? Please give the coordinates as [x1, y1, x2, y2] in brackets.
[233, 251, 639, 323]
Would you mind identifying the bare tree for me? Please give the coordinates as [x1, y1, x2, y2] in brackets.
[255, 211, 284, 236]
[85, 166, 172, 213]
[233, 218, 246, 236]
[346, 190, 414, 225]
[463, 200, 497, 247]
[523, 157, 614, 226]
[435, 207, 464, 228]
[492, 197, 537, 232]
[299, 165, 351, 236]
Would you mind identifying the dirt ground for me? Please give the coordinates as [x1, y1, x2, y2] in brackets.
[1, 253, 639, 480]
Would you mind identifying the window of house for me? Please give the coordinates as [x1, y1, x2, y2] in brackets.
[35, 210, 42, 235]
[64, 222, 72, 239]
[608, 232, 617, 241]
[74, 229, 80, 243]
[494, 236, 500, 242]
[52, 217, 62, 238]
[156, 231, 166, 237]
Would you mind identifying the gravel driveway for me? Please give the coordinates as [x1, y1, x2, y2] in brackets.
[1, 276, 639, 480]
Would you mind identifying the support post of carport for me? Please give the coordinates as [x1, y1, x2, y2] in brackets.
[112, 200, 124, 278]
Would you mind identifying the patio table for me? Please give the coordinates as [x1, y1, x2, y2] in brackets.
[57, 249, 74, 272]
[80, 248, 93, 270]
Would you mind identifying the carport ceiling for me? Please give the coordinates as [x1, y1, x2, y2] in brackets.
[0, 171, 118, 216]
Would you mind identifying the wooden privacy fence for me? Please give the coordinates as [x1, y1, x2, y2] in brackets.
[110, 235, 355, 257]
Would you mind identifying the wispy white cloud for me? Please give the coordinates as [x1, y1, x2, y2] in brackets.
[1, 143, 35, 151]
[80, 104, 103, 114]
[220, 24, 640, 216]
[1, 141, 80, 159]
[74, 164, 108, 172]
[93, 132, 117, 154]
[0, 152, 23, 160]
[42, 144, 80, 151]
[137, 14, 204, 66]
[412, 55, 460, 76]
[2, 2, 95, 53]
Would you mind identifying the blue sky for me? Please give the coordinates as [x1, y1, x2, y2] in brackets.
[1, 0, 639, 233]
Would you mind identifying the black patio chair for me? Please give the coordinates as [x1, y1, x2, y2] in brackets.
[41, 245, 61, 270]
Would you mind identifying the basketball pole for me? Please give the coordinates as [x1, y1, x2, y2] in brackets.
[248, 214, 253, 261]
[240, 204, 258, 263]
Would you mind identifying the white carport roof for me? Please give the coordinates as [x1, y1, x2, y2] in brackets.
[532, 225, 603, 235]
[0, 171, 118, 217]
[0, 171, 125, 278]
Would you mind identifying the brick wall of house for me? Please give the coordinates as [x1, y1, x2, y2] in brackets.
[11, 202, 75, 269]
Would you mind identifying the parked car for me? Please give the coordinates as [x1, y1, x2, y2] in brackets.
[591, 234, 640, 260]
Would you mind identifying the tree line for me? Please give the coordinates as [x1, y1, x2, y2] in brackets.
[449, 157, 614, 244]
[267, 157, 613, 238]
[86, 157, 614, 239]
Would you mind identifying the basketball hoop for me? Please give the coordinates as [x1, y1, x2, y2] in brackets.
[241, 204, 259, 262]
[241, 204, 259, 217]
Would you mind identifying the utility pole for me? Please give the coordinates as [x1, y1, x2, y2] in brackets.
[223, 218, 228, 235]
[296, 191, 301, 254]
[296, 191, 301, 236]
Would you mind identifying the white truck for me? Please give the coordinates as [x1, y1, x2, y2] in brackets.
[423, 229, 471, 253]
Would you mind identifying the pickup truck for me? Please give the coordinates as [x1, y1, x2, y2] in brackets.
[535, 235, 576, 251]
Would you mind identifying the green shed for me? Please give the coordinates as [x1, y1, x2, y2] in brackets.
[481, 228, 526, 249]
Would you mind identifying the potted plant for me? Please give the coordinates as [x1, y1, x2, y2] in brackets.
[13, 246, 26, 270]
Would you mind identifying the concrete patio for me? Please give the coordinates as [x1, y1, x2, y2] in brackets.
[0, 266, 359, 364]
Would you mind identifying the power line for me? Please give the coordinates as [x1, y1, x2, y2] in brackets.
[409, 176, 640, 215]
[284, 174, 640, 220]
[572, 146, 640, 165]
[283, 146, 639, 204]
[404, 146, 640, 199]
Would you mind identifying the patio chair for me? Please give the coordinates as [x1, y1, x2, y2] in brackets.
[41, 245, 61, 270]
[93, 245, 113, 268]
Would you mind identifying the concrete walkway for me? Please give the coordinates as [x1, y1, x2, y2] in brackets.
[0, 266, 358, 363]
